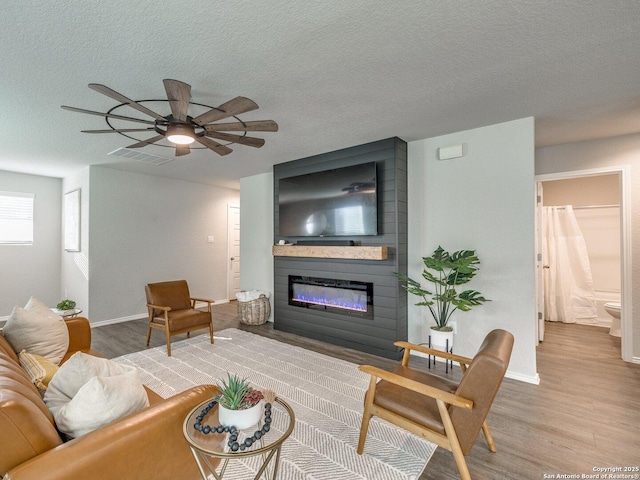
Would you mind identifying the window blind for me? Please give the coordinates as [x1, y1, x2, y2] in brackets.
[0, 191, 35, 244]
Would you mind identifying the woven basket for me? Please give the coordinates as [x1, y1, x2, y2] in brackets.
[237, 294, 271, 325]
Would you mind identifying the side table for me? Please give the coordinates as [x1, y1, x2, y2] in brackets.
[183, 397, 295, 480]
[51, 308, 83, 319]
[427, 335, 454, 373]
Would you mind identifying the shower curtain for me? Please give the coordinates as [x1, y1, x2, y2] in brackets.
[542, 205, 598, 323]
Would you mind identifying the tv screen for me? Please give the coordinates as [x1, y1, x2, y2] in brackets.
[278, 162, 378, 237]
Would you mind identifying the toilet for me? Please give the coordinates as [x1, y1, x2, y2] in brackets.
[604, 302, 621, 337]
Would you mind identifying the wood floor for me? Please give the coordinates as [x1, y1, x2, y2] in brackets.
[93, 302, 640, 480]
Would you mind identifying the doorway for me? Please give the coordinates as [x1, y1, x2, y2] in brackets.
[535, 166, 631, 362]
[227, 205, 240, 300]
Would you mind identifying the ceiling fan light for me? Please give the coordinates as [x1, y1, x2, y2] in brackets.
[167, 133, 195, 145]
[166, 124, 195, 145]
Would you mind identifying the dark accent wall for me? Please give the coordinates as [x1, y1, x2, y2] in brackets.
[273, 138, 408, 359]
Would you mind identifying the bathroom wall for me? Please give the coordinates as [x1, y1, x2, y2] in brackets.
[542, 174, 621, 327]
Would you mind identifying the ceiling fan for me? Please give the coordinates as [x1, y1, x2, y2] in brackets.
[61, 79, 278, 156]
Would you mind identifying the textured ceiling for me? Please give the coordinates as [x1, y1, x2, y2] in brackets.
[1, 1, 640, 189]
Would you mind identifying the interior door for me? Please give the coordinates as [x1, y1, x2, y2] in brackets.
[535, 181, 545, 342]
[227, 205, 241, 300]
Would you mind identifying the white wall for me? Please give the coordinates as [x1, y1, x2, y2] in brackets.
[61, 167, 90, 318]
[88, 166, 240, 323]
[0, 171, 61, 317]
[239, 172, 274, 321]
[408, 117, 538, 383]
[536, 133, 640, 362]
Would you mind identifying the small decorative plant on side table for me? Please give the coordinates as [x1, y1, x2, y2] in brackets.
[56, 299, 76, 312]
[53, 299, 81, 318]
[397, 246, 490, 351]
[193, 372, 277, 454]
[215, 373, 265, 430]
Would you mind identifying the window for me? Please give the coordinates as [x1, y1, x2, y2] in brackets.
[0, 191, 35, 244]
[64, 188, 80, 251]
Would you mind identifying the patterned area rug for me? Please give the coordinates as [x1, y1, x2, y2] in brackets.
[114, 328, 434, 479]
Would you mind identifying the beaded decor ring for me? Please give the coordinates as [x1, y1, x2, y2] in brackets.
[193, 400, 273, 452]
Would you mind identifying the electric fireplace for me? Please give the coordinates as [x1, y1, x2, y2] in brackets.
[288, 276, 374, 319]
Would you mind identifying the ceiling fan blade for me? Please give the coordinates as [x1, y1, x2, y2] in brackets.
[193, 97, 259, 125]
[163, 79, 191, 121]
[88, 84, 166, 121]
[204, 120, 279, 132]
[175, 144, 190, 156]
[195, 136, 233, 156]
[61, 105, 156, 125]
[206, 131, 265, 148]
[81, 128, 155, 134]
[127, 134, 165, 149]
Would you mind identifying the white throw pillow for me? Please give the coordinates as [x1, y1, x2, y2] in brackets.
[25, 296, 60, 316]
[44, 352, 149, 438]
[3, 296, 70, 365]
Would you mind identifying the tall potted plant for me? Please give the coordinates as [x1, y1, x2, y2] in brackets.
[397, 246, 489, 349]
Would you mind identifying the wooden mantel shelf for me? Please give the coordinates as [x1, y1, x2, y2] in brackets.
[272, 245, 388, 260]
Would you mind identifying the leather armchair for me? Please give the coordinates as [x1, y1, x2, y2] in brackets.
[145, 280, 214, 356]
[357, 329, 514, 480]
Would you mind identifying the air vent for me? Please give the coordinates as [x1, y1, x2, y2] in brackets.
[108, 148, 174, 166]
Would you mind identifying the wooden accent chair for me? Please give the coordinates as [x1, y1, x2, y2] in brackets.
[145, 280, 214, 356]
[357, 329, 514, 480]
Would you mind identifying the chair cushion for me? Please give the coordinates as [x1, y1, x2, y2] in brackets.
[1, 355, 52, 417]
[153, 308, 212, 330]
[3, 297, 70, 365]
[374, 365, 459, 435]
[44, 352, 149, 439]
[0, 385, 62, 475]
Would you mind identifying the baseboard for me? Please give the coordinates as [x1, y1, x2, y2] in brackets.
[207, 298, 230, 306]
[89, 298, 230, 328]
[409, 351, 540, 385]
[505, 370, 540, 385]
[90, 314, 147, 328]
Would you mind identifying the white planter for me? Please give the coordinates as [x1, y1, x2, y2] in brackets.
[430, 328, 454, 351]
[218, 401, 263, 429]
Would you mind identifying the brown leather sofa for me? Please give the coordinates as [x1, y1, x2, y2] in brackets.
[0, 316, 218, 480]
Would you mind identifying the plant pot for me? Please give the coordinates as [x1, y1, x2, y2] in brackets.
[218, 401, 263, 429]
[430, 328, 454, 351]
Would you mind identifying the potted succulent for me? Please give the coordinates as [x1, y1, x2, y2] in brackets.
[397, 246, 489, 349]
[56, 299, 76, 313]
[215, 372, 264, 429]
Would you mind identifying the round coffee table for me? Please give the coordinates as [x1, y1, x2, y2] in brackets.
[183, 397, 295, 480]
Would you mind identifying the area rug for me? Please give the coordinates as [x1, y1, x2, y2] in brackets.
[114, 328, 435, 479]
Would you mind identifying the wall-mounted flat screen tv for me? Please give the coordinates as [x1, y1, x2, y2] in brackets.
[278, 162, 378, 237]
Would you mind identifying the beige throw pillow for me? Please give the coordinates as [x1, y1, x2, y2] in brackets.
[19, 350, 60, 395]
[3, 296, 69, 365]
[44, 352, 149, 439]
